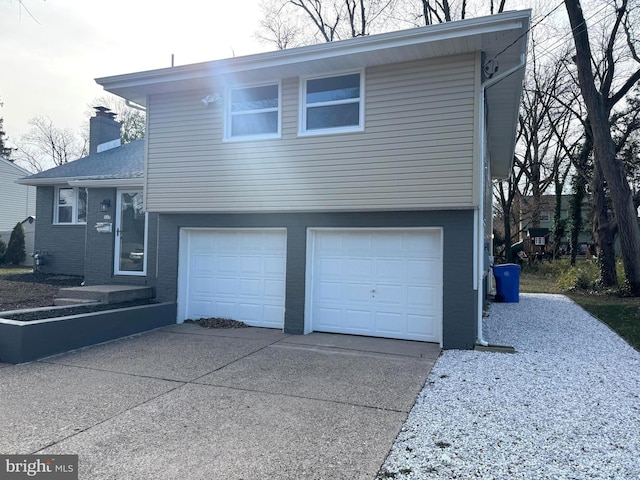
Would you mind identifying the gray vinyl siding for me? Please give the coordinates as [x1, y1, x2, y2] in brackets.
[155, 210, 477, 350]
[0, 159, 35, 232]
[145, 53, 478, 213]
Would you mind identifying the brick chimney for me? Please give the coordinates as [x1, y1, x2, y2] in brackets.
[89, 106, 122, 155]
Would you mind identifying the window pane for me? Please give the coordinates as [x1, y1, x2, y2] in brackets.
[307, 74, 360, 104]
[77, 188, 87, 223]
[306, 103, 360, 130]
[231, 111, 278, 136]
[58, 206, 72, 223]
[58, 188, 73, 206]
[231, 85, 278, 112]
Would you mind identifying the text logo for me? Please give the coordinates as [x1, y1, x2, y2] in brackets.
[0, 455, 78, 480]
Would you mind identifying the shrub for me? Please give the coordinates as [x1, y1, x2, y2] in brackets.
[0, 237, 6, 264]
[557, 261, 600, 291]
[5, 221, 26, 265]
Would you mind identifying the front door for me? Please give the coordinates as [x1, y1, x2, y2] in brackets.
[114, 190, 147, 275]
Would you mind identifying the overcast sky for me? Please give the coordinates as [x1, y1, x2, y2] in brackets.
[1, 0, 268, 146]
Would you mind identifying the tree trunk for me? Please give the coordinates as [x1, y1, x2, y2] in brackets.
[592, 161, 618, 287]
[569, 178, 585, 266]
[565, 0, 640, 294]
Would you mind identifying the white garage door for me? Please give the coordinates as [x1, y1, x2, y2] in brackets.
[178, 229, 286, 328]
[308, 229, 442, 342]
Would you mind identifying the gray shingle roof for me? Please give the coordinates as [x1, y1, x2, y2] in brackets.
[21, 139, 144, 183]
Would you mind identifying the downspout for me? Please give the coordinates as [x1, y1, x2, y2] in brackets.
[476, 53, 526, 347]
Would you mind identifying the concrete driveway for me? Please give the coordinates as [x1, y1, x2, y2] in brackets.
[0, 324, 440, 479]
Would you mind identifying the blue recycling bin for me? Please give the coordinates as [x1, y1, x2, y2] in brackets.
[492, 263, 520, 303]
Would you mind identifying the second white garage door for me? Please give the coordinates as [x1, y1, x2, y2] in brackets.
[307, 228, 442, 343]
[178, 229, 286, 328]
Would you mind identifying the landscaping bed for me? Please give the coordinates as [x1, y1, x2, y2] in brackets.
[3, 299, 156, 322]
[0, 270, 83, 311]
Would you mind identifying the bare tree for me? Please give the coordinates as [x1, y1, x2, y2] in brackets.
[257, 0, 405, 47]
[565, 0, 640, 294]
[13, 116, 87, 172]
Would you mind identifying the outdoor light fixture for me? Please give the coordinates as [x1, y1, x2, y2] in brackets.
[100, 199, 111, 212]
[201, 92, 223, 107]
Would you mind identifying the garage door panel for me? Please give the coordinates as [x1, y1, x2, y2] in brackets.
[180, 229, 286, 328]
[375, 284, 403, 304]
[310, 229, 442, 343]
[345, 283, 372, 302]
[239, 278, 261, 296]
[318, 258, 342, 276]
[264, 279, 285, 297]
[375, 312, 404, 335]
[345, 309, 373, 331]
[345, 258, 373, 277]
[318, 281, 342, 300]
[316, 307, 341, 328]
[372, 232, 403, 253]
[264, 256, 286, 275]
[408, 314, 435, 336]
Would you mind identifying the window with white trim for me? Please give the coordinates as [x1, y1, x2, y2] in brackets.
[301, 72, 363, 134]
[227, 83, 280, 139]
[54, 187, 87, 224]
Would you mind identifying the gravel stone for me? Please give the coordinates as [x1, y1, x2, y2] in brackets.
[379, 293, 640, 479]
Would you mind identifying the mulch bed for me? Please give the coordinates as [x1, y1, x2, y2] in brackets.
[0, 272, 83, 311]
[3, 300, 156, 322]
[185, 318, 248, 329]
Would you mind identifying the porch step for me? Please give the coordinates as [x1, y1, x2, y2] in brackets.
[55, 285, 154, 305]
[53, 298, 100, 307]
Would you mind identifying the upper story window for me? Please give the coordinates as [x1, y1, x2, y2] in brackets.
[227, 83, 280, 140]
[55, 187, 87, 224]
[301, 71, 364, 135]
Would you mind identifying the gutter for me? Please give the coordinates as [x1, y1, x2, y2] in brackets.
[476, 52, 527, 347]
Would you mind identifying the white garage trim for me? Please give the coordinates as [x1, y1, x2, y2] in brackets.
[305, 227, 443, 344]
[177, 228, 287, 329]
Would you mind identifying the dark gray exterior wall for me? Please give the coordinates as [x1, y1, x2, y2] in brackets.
[155, 210, 477, 350]
[34, 186, 86, 276]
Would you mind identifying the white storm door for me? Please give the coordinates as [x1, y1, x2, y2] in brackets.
[114, 189, 147, 276]
[308, 228, 442, 342]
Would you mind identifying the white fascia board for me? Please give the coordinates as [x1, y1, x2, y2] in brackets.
[17, 177, 142, 187]
[67, 178, 143, 188]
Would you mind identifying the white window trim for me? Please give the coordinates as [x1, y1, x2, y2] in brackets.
[224, 81, 282, 142]
[299, 69, 365, 136]
[53, 186, 87, 225]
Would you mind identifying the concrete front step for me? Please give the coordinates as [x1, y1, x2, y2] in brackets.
[55, 285, 154, 304]
[53, 298, 100, 307]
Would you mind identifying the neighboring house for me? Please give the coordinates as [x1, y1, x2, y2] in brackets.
[18, 108, 153, 284]
[0, 156, 36, 255]
[518, 194, 593, 252]
[96, 12, 527, 349]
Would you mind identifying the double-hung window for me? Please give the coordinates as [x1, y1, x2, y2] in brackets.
[55, 187, 87, 224]
[301, 72, 364, 134]
[227, 83, 280, 140]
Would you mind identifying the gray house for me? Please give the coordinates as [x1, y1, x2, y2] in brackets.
[63, 12, 526, 349]
[18, 109, 155, 287]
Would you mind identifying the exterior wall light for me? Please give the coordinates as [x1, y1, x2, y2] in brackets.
[100, 199, 111, 212]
